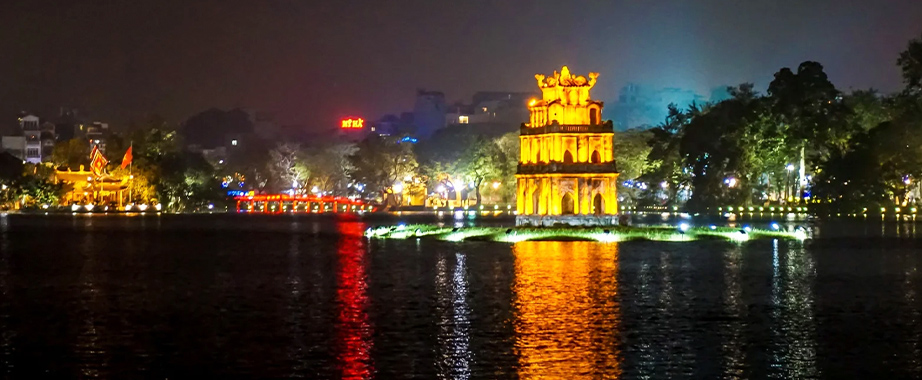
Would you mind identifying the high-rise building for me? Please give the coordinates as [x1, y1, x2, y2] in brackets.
[412, 90, 447, 138]
[516, 66, 619, 226]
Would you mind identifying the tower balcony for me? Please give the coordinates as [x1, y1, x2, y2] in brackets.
[520, 121, 614, 136]
[517, 161, 618, 175]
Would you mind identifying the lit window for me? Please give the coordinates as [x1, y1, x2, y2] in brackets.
[458, 116, 469, 124]
[231, 139, 238, 146]
[482, 107, 488, 112]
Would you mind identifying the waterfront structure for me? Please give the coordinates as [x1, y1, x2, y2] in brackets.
[55, 165, 129, 207]
[233, 193, 374, 213]
[515, 66, 619, 226]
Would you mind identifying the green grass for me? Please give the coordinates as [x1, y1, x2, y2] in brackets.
[364, 224, 808, 243]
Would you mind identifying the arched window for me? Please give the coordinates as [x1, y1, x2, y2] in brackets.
[590, 150, 601, 163]
[561, 193, 576, 215]
[589, 107, 599, 125]
[593, 193, 604, 214]
[563, 150, 574, 164]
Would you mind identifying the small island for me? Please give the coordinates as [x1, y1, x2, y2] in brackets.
[365, 223, 808, 243]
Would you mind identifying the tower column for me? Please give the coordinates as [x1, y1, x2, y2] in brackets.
[573, 178, 580, 214]
[579, 178, 591, 214]
[537, 178, 548, 215]
[550, 178, 560, 215]
[607, 177, 619, 214]
[516, 178, 525, 214]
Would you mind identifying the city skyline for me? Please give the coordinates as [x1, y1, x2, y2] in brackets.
[2, 0, 921, 130]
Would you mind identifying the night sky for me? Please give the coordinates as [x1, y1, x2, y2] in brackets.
[2, 0, 921, 131]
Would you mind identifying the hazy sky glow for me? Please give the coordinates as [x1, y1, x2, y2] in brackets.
[2, 0, 921, 130]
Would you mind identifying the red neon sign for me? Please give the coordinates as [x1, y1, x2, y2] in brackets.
[341, 118, 364, 129]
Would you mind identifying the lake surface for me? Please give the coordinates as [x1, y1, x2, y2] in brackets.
[0, 213, 920, 378]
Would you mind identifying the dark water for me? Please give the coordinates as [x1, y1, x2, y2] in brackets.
[0, 214, 921, 378]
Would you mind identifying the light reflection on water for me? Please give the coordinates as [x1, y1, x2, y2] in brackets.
[512, 241, 622, 378]
[770, 240, 818, 379]
[0, 215, 920, 377]
[335, 222, 373, 379]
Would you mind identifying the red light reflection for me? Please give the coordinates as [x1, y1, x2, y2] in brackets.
[335, 222, 373, 379]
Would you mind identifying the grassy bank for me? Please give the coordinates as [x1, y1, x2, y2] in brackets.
[365, 224, 808, 243]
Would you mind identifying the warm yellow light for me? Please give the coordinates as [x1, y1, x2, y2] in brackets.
[528, 99, 537, 106]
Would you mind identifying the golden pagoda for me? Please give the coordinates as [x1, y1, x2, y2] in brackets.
[516, 66, 619, 226]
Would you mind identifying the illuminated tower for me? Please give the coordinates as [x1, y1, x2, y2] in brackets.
[516, 66, 619, 226]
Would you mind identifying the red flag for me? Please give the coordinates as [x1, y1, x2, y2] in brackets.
[121, 146, 133, 169]
[90, 150, 108, 176]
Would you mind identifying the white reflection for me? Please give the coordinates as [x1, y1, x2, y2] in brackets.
[77, 231, 107, 377]
[903, 250, 921, 372]
[770, 241, 818, 378]
[435, 252, 471, 379]
[721, 247, 745, 378]
[286, 233, 307, 375]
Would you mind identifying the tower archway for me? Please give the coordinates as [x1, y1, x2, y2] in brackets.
[590, 150, 601, 163]
[593, 193, 603, 215]
[562, 192, 576, 215]
[563, 150, 574, 164]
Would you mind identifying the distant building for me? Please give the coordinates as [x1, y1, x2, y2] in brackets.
[444, 91, 537, 137]
[413, 90, 447, 138]
[54, 107, 81, 141]
[40, 122, 55, 161]
[20, 115, 42, 164]
[1, 136, 25, 161]
[371, 112, 415, 137]
[84, 122, 109, 154]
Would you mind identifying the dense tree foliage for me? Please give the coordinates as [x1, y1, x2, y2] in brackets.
[348, 135, 419, 208]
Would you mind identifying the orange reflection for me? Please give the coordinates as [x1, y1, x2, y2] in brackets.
[336, 222, 373, 379]
[512, 241, 622, 378]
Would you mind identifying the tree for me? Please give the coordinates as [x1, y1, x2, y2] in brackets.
[348, 135, 418, 208]
[768, 61, 853, 165]
[454, 136, 506, 205]
[680, 84, 767, 210]
[158, 152, 223, 212]
[844, 90, 892, 133]
[267, 143, 309, 192]
[612, 128, 652, 205]
[18, 176, 63, 207]
[110, 166, 156, 204]
[14, 164, 63, 208]
[302, 143, 355, 195]
[813, 115, 922, 212]
[51, 139, 89, 169]
[493, 132, 520, 202]
[898, 33, 922, 93]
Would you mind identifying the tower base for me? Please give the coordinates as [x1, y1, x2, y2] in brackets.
[516, 214, 620, 227]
